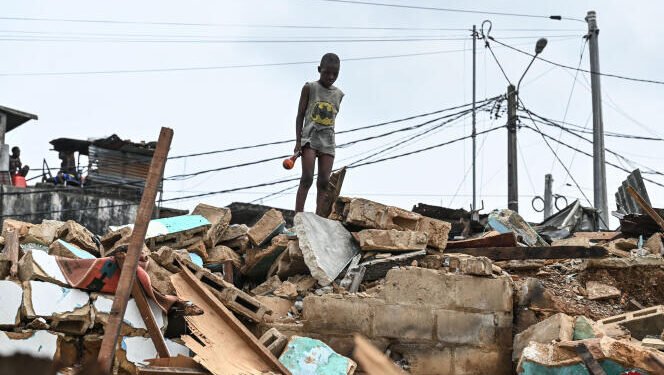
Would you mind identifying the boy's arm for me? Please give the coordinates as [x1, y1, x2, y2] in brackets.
[295, 84, 310, 153]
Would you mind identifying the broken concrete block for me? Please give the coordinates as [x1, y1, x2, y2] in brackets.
[585, 281, 621, 300]
[598, 305, 664, 340]
[448, 254, 493, 276]
[273, 281, 298, 299]
[117, 336, 190, 374]
[23, 281, 92, 335]
[0, 330, 59, 360]
[251, 275, 283, 296]
[2, 219, 33, 238]
[242, 234, 289, 280]
[295, 212, 360, 286]
[220, 224, 249, 242]
[222, 234, 251, 253]
[416, 216, 452, 250]
[186, 239, 208, 260]
[81, 333, 103, 368]
[192, 203, 232, 248]
[513, 312, 574, 361]
[360, 250, 426, 282]
[257, 296, 294, 323]
[345, 198, 421, 231]
[24, 220, 64, 246]
[279, 336, 357, 375]
[149, 246, 184, 273]
[145, 258, 175, 296]
[488, 209, 549, 247]
[56, 220, 99, 256]
[48, 239, 96, 259]
[268, 240, 309, 279]
[206, 245, 241, 268]
[247, 209, 286, 247]
[26, 317, 50, 330]
[92, 293, 166, 335]
[260, 328, 289, 357]
[644, 232, 664, 255]
[18, 249, 68, 286]
[642, 337, 664, 350]
[354, 229, 428, 252]
[0, 280, 23, 328]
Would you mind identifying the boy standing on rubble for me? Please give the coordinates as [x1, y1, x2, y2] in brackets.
[294, 53, 344, 215]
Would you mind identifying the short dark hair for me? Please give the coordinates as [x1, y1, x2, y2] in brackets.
[320, 53, 340, 66]
[11, 146, 19, 153]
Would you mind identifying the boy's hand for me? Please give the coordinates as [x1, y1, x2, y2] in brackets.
[294, 143, 302, 154]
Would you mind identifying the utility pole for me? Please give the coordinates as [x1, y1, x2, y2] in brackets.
[544, 174, 553, 219]
[507, 84, 518, 212]
[586, 10, 609, 229]
[471, 24, 477, 212]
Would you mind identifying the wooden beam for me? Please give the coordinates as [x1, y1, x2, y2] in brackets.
[353, 334, 404, 375]
[627, 185, 664, 232]
[450, 246, 607, 260]
[98, 127, 173, 373]
[572, 231, 621, 241]
[446, 232, 517, 249]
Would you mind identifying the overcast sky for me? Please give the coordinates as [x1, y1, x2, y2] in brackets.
[2, 0, 663, 228]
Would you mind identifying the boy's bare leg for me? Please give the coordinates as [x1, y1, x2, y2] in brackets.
[315, 153, 335, 216]
[295, 147, 317, 212]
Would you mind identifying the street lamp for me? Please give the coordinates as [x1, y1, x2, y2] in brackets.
[517, 38, 548, 92]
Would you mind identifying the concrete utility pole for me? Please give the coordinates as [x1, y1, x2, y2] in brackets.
[507, 84, 518, 212]
[544, 174, 553, 219]
[586, 10, 609, 229]
[472, 24, 477, 212]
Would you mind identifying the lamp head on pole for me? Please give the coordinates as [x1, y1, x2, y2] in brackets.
[535, 38, 548, 55]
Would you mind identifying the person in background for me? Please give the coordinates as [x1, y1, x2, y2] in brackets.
[9, 146, 29, 177]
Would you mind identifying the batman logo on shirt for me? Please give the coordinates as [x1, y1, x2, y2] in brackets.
[311, 101, 336, 126]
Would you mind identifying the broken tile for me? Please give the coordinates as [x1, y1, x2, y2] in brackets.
[0, 330, 59, 360]
[23, 280, 92, 335]
[295, 212, 359, 286]
[248, 209, 286, 247]
[49, 239, 96, 259]
[279, 336, 357, 375]
[192, 203, 232, 248]
[0, 280, 23, 328]
[92, 293, 166, 335]
[585, 281, 621, 301]
[354, 229, 428, 252]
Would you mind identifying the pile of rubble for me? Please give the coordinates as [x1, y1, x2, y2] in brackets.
[2, 191, 664, 374]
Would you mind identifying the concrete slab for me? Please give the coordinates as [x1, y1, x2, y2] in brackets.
[0, 280, 22, 327]
[294, 212, 359, 286]
[18, 249, 68, 285]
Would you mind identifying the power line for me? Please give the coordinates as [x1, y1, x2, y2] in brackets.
[316, 0, 582, 22]
[489, 36, 664, 86]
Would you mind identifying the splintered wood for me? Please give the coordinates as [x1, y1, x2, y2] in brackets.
[171, 266, 290, 375]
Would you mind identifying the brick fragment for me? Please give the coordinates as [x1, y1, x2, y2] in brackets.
[259, 327, 289, 357]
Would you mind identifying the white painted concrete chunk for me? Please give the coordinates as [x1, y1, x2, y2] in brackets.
[0, 281, 23, 327]
[30, 250, 68, 284]
[29, 281, 89, 316]
[121, 336, 190, 366]
[294, 212, 359, 286]
[94, 295, 165, 330]
[0, 330, 58, 359]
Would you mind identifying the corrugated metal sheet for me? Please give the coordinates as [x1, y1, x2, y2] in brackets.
[615, 169, 650, 215]
[87, 145, 152, 188]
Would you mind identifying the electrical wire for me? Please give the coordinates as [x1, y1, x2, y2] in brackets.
[489, 36, 664, 86]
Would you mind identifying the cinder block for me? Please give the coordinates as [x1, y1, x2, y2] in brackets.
[373, 304, 435, 340]
[302, 295, 375, 336]
[259, 328, 288, 357]
[435, 310, 496, 346]
[453, 346, 512, 375]
[452, 274, 513, 312]
[391, 344, 453, 375]
[247, 209, 285, 247]
[598, 305, 664, 340]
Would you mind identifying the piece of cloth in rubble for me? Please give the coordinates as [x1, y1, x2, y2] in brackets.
[300, 81, 344, 156]
[55, 255, 177, 312]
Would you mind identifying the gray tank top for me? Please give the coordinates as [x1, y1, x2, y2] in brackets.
[304, 81, 344, 127]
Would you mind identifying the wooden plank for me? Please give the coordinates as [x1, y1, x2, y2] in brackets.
[574, 343, 607, 375]
[450, 246, 607, 261]
[353, 334, 404, 375]
[572, 231, 621, 241]
[3, 227, 19, 277]
[627, 185, 664, 232]
[98, 127, 173, 373]
[171, 262, 291, 375]
[446, 232, 517, 249]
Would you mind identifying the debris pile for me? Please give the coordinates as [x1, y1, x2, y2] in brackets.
[2, 181, 664, 374]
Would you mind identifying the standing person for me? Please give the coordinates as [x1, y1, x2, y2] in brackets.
[9, 146, 29, 177]
[294, 53, 344, 215]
